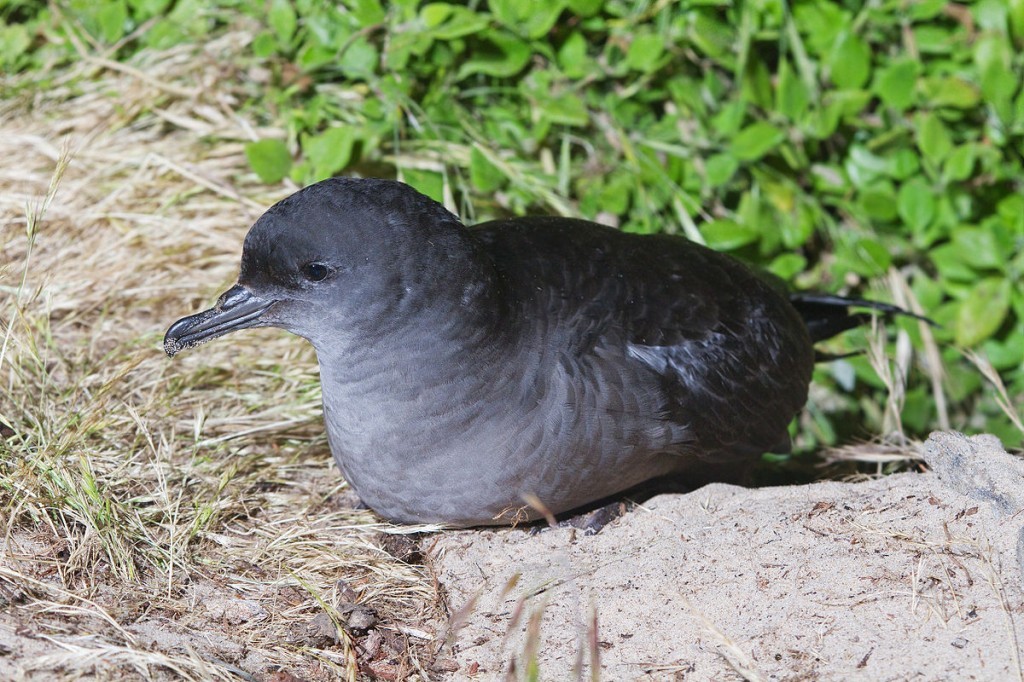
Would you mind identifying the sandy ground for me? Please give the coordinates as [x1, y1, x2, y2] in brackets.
[429, 431, 1024, 680]
[4, 430, 1021, 680]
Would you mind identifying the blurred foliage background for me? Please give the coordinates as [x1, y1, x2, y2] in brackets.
[3, 0, 1023, 450]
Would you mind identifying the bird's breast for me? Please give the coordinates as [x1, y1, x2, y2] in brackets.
[315, 342, 681, 525]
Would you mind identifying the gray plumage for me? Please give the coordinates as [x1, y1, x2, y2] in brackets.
[165, 178, 908, 527]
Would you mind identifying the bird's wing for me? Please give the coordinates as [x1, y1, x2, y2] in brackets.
[473, 218, 813, 457]
[610, 236, 812, 458]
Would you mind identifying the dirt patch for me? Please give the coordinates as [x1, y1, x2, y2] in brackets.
[0, 532, 438, 681]
[430, 432, 1024, 679]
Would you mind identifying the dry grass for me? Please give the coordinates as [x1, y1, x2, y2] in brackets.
[963, 349, 1024, 438]
[821, 267, 1023, 473]
[679, 595, 765, 682]
[814, 267, 949, 474]
[1, 33, 445, 681]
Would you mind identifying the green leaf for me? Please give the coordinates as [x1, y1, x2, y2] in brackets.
[943, 145, 976, 182]
[702, 219, 759, 251]
[845, 145, 890, 188]
[908, 0, 947, 20]
[704, 154, 738, 188]
[975, 0, 1008, 32]
[420, 3, 451, 27]
[897, 177, 936, 231]
[711, 100, 745, 137]
[915, 112, 952, 163]
[873, 58, 919, 111]
[920, 76, 981, 109]
[129, 0, 172, 20]
[297, 40, 336, 70]
[952, 227, 1005, 271]
[566, 0, 601, 16]
[97, 0, 127, 43]
[689, 12, 735, 65]
[302, 127, 357, 181]
[268, 0, 297, 44]
[778, 201, 814, 248]
[982, 333, 1024, 371]
[930, 244, 977, 282]
[457, 30, 531, 79]
[1011, 0, 1024, 41]
[810, 163, 847, 194]
[997, 195, 1024, 235]
[0, 23, 31, 67]
[975, 35, 1016, 120]
[538, 92, 589, 127]
[421, 4, 488, 39]
[829, 31, 871, 89]
[490, 0, 566, 40]
[809, 102, 842, 139]
[470, 147, 504, 192]
[901, 386, 932, 433]
[245, 139, 292, 184]
[956, 278, 1011, 346]
[889, 149, 921, 180]
[911, 273, 945, 313]
[340, 37, 378, 78]
[763, 180, 796, 215]
[741, 58, 773, 110]
[402, 168, 444, 203]
[768, 253, 807, 280]
[252, 31, 277, 58]
[810, 91, 871, 139]
[776, 59, 809, 120]
[858, 182, 898, 221]
[834, 235, 890, 277]
[350, 0, 386, 27]
[793, 2, 846, 56]
[913, 25, 954, 54]
[140, 0, 206, 47]
[557, 31, 588, 78]
[625, 33, 665, 73]
[730, 122, 785, 161]
[854, 238, 892, 276]
[588, 172, 632, 216]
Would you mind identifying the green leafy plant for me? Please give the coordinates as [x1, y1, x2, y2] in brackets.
[7, 0, 1024, 446]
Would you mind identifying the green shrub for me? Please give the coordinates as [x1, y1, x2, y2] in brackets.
[6, 0, 1023, 447]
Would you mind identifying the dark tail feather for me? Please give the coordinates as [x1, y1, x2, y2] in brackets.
[789, 293, 936, 346]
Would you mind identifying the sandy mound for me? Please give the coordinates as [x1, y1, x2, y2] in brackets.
[430, 431, 1024, 680]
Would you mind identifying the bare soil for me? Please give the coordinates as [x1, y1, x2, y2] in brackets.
[429, 432, 1024, 680]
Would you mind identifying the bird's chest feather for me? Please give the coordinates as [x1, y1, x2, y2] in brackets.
[315, 341, 679, 525]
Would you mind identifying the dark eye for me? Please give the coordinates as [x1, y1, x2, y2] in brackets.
[302, 262, 330, 282]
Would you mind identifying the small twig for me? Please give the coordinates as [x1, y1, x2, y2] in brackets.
[681, 593, 766, 682]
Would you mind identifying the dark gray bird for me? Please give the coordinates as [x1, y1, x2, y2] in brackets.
[165, 178, 922, 527]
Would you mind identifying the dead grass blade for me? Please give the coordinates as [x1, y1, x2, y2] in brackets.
[680, 593, 766, 682]
[963, 349, 1024, 437]
[0, 33, 443, 681]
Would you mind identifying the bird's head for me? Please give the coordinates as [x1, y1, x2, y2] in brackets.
[164, 178, 480, 357]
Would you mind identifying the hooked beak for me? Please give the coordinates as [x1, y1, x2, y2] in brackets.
[164, 284, 275, 357]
